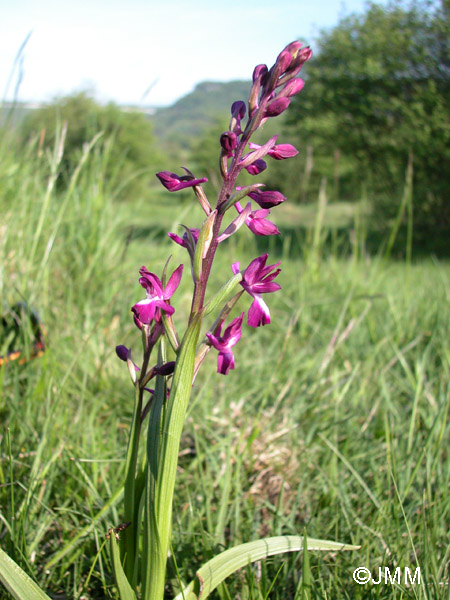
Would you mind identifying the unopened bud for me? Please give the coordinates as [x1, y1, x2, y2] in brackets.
[230, 101, 246, 134]
[264, 97, 291, 118]
[220, 131, 237, 158]
[154, 361, 176, 376]
[279, 78, 305, 98]
[249, 65, 269, 116]
[245, 159, 267, 175]
[248, 189, 287, 209]
[253, 64, 268, 84]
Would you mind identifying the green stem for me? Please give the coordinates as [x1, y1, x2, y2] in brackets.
[122, 383, 143, 582]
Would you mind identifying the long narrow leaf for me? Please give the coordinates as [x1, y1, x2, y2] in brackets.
[0, 547, 52, 600]
[109, 534, 137, 600]
[174, 535, 359, 600]
[144, 316, 202, 600]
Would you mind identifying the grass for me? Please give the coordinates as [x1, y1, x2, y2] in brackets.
[0, 127, 449, 599]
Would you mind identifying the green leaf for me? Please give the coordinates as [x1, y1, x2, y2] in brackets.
[143, 315, 202, 600]
[109, 533, 137, 600]
[300, 531, 311, 600]
[174, 535, 359, 600]
[0, 546, 52, 600]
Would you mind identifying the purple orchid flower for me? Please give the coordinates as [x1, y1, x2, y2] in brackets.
[232, 254, 281, 327]
[249, 142, 298, 160]
[235, 201, 279, 236]
[206, 312, 244, 375]
[156, 171, 208, 192]
[168, 228, 200, 250]
[132, 265, 183, 325]
[248, 190, 287, 209]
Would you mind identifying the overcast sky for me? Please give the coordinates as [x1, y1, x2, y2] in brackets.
[1, 0, 389, 107]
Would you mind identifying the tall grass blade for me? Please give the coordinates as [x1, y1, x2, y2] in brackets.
[385, 151, 413, 259]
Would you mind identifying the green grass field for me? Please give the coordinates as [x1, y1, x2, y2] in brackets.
[0, 131, 449, 599]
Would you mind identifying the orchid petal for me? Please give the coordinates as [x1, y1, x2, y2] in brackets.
[132, 299, 156, 324]
[248, 295, 271, 327]
[164, 264, 183, 298]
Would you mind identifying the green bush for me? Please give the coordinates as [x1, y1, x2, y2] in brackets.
[20, 92, 166, 199]
[283, 0, 450, 250]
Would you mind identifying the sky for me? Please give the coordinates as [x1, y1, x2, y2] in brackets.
[1, 0, 389, 108]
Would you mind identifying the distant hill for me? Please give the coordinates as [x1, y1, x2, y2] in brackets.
[2, 80, 253, 149]
[151, 80, 251, 146]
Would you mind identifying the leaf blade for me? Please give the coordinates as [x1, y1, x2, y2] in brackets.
[109, 534, 137, 600]
[174, 535, 359, 600]
[0, 546, 52, 600]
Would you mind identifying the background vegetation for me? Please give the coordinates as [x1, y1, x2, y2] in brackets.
[1, 0, 449, 598]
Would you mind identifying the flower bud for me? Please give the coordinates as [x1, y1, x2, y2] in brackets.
[281, 41, 304, 58]
[116, 345, 140, 374]
[249, 140, 298, 160]
[279, 78, 305, 98]
[264, 97, 291, 118]
[245, 159, 267, 175]
[116, 345, 140, 383]
[230, 101, 246, 134]
[249, 65, 269, 116]
[269, 144, 299, 160]
[220, 131, 237, 158]
[284, 47, 313, 79]
[248, 190, 287, 209]
[154, 361, 176, 376]
[116, 345, 129, 362]
[275, 50, 293, 74]
[252, 64, 268, 84]
[231, 100, 246, 119]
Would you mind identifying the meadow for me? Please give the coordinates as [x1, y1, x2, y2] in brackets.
[0, 126, 449, 600]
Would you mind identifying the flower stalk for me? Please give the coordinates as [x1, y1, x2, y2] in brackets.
[115, 40, 314, 599]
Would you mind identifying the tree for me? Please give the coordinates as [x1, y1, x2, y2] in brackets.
[20, 92, 166, 198]
[287, 0, 450, 248]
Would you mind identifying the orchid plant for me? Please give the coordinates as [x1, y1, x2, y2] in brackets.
[0, 42, 358, 600]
